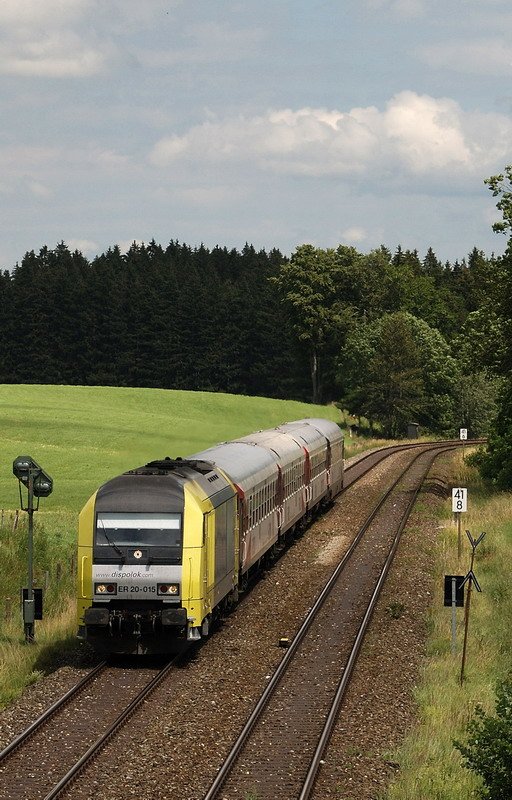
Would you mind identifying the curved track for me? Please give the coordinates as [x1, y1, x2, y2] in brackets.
[201, 442, 457, 800]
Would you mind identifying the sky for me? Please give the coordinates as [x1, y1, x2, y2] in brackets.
[1, 0, 512, 270]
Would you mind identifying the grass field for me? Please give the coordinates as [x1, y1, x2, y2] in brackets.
[0, 384, 341, 516]
[383, 451, 512, 799]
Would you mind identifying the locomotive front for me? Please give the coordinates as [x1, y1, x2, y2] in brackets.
[77, 467, 189, 654]
[77, 457, 237, 655]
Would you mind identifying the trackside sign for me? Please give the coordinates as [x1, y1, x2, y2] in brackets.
[452, 487, 467, 513]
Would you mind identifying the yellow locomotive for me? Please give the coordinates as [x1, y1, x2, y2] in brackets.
[77, 418, 343, 654]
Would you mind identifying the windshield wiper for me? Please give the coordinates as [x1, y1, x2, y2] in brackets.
[99, 520, 125, 561]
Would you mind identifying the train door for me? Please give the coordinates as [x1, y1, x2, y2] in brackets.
[202, 510, 215, 618]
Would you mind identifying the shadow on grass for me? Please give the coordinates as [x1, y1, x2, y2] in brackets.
[33, 634, 99, 675]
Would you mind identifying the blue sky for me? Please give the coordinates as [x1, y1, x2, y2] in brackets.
[1, 0, 511, 269]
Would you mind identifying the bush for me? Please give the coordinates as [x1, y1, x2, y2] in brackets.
[454, 678, 512, 799]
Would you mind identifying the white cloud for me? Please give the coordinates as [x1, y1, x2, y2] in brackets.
[117, 239, 146, 253]
[365, 0, 425, 16]
[0, 0, 169, 77]
[0, 0, 180, 31]
[0, 0, 88, 28]
[0, 0, 189, 78]
[150, 107, 379, 176]
[0, 33, 108, 77]
[0, 143, 128, 172]
[0, 143, 131, 205]
[149, 92, 512, 182]
[0, 146, 60, 173]
[0, 0, 109, 78]
[28, 181, 53, 199]
[94, 149, 131, 168]
[365, 0, 508, 15]
[66, 238, 98, 254]
[341, 227, 367, 244]
[418, 38, 512, 77]
[383, 92, 472, 171]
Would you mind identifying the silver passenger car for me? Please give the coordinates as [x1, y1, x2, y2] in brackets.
[192, 418, 343, 576]
[190, 440, 279, 572]
[289, 418, 344, 498]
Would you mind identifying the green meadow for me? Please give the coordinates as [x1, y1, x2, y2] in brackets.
[0, 384, 341, 516]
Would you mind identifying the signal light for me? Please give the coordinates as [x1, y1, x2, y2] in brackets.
[12, 455, 53, 644]
[13, 456, 53, 497]
[12, 456, 34, 482]
[33, 473, 53, 497]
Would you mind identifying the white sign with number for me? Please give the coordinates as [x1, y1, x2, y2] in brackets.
[460, 428, 468, 440]
[452, 487, 467, 513]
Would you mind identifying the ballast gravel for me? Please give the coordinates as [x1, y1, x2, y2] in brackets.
[0, 449, 453, 800]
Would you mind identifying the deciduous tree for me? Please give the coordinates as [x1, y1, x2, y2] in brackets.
[271, 244, 346, 403]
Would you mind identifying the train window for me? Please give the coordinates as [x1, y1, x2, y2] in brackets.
[95, 512, 182, 548]
[310, 451, 325, 479]
[249, 494, 254, 527]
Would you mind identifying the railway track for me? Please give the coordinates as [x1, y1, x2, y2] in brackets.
[0, 659, 177, 800]
[201, 442, 458, 800]
[0, 439, 471, 799]
[343, 437, 484, 490]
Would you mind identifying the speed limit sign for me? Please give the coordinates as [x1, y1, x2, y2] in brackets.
[452, 488, 467, 513]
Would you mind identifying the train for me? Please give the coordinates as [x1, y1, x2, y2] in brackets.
[77, 418, 344, 654]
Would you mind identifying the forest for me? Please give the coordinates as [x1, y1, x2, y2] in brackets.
[1, 169, 511, 485]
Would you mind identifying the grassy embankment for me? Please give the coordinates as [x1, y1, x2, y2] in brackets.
[383, 450, 512, 800]
[0, 384, 342, 706]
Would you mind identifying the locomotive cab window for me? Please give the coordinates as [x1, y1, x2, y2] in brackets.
[95, 512, 182, 561]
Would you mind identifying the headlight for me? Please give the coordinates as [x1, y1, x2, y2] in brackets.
[158, 583, 180, 596]
[95, 583, 117, 595]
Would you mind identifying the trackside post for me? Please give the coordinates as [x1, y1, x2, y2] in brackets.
[452, 487, 467, 559]
[459, 530, 485, 685]
[12, 456, 53, 643]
